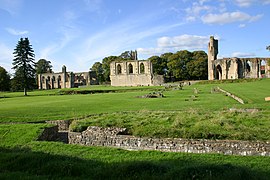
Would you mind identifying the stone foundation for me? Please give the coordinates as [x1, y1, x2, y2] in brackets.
[68, 126, 270, 156]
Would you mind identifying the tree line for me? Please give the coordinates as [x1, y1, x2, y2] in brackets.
[1, 38, 269, 94]
[91, 50, 208, 83]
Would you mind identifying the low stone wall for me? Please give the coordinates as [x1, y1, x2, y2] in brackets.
[217, 87, 245, 104]
[37, 126, 59, 141]
[69, 126, 270, 156]
[46, 120, 70, 131]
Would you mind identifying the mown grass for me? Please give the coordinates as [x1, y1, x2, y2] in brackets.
[1, 124, 270, 179]
[0, 84, 238, 122]
[0, 79, 270, 179]
[70, 110, 270, 140]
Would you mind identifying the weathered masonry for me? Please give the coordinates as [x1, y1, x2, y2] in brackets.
[110, 60, 164, 86]
[38, 65, 98, 89]
[208, 36, 270, 80]
[38, 122, 270, 156]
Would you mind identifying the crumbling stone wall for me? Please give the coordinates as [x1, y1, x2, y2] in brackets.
[46, 120, 70, 131]
[208, 36, 270, 80]
[37, 126, 59, 141]
[110, 60, 164, 86]
[68, 126, 270, 156]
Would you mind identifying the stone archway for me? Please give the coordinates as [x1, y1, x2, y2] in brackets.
[117, 64, 122, 74]
[260, 60, 266, 78]
[237, 60, 244, 79]
[128, 63, 133, 74]
[140, 63, 145, 74]
[216, 65, 222, 80]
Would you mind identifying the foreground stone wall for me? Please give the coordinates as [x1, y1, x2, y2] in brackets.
[46, 120, 70, 131]
[68, 126, 270, 156]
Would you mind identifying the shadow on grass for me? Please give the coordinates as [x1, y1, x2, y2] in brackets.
[0, 146, 269, 180]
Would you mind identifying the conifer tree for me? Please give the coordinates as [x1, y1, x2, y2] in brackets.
[12, 38, 35, 96]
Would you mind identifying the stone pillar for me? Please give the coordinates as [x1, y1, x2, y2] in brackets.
[62, 65, 66, 88]
[208, 36, 218, 80]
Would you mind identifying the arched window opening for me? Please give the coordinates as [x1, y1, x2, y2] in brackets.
[246, 60, 252, 72]
[128, 63, 133, 74]
[117, 64, 122, 74]
[57, 75, 61, 88]
[216, 65, 222, 80]
[237, 60, 244, 79]
[140, 63, 145, 74]
[261, 60, 266, 77]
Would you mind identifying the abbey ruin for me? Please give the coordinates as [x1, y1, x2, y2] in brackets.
[38, 65, 98, 89]
[110, 60, 164, 86]
[37, 36, 270, 90]
[208, 36, 270, 80]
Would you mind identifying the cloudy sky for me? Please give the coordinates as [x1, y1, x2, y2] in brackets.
[0, 0, 270, 73]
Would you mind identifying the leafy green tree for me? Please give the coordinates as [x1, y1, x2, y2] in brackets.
[12, 38, 36, 96]
[167, 50, 192, 80]
[119, 50, 137, 60]
[187, 51, 208, 80]
[0, 66, 10, 91]
[148, 56, 167, 75]
[36, 59, 52, 74]
[91, 62, 104, 83]
[102, 56, 118, 82]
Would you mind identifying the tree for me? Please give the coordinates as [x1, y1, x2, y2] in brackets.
[102, 56, 118, 82]
[148, 56, 167, 75]
[187, 51, 208, 80]
[36, 59, 52, 74]
[91, 62, 104, 83]
[12, 38, 36, 96]
[119, 50, 137, 60]
[0, 66, 10, 91]
[167, 50, 192, 80]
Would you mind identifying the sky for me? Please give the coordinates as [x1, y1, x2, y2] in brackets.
[0, 0, 270, 73]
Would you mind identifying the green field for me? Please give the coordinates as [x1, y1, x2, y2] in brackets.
[0, 79, 270, 179]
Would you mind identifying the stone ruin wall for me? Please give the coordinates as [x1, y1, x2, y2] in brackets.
[38, 121, 270, 156]
[68, 126, 270, 156]
[110, 60, 164, 86]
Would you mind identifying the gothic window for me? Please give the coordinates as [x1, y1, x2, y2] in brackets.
[216, 65, 222, 80]
[261, 60, 266, 77]
[246, 60, 252, 72]
[140, 63, 145, 74]
[117, 64, 122, 74]
[128, 63, 133, 74]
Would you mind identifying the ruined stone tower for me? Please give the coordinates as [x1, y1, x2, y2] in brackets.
[208, 36, 218, 80]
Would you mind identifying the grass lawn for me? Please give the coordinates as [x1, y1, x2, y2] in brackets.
[1, 124, 270, 179]
[0, 79, 270, 179]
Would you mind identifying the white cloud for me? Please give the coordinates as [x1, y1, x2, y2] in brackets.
[0, 0, 22, 15]
[5, 28, 28, 35]
[70, 18, 184, 69]
[0, 43, 13, 72]
[157, 34, 208, 49]
[238, 24, 246, 28]
[138, 34, 209, 57]
[233, 0, 270, 7]
[234, 0, 255, 7]
[231, 52, 256, 57]
[202, 11, 263, 25]
[263, 0, 270, 4]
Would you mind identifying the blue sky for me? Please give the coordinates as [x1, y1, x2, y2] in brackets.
[0, 0, 270, 73]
